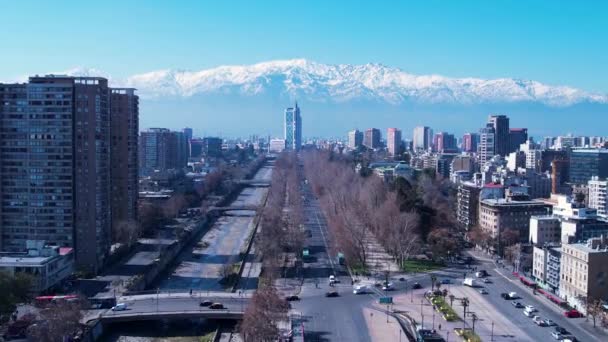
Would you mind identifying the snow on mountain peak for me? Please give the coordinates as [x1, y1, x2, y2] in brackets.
[21, 60, 606, 106]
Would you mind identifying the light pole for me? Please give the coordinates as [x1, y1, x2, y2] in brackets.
[491, 321, 494, 341]
[432, 310, 436, 330]
[446, 331, 449, 342]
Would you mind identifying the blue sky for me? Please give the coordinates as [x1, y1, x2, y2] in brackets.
[1, 0, 607, 93]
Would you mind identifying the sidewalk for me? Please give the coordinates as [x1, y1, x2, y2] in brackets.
[363, 305, 407, 342]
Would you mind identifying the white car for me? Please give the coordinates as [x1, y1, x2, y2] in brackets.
[111, 303, 128, 311]
[353, 285, 369, 295]
[525, 305, 537, 313]
[382, 283, 394, 291]
[523, 310, 535, 317]
[544, 319, 556, 326]
[533, 315, 546, 326]
[479, 288, 488, 294]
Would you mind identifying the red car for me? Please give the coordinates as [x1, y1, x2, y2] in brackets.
[564, 309, 583, 318]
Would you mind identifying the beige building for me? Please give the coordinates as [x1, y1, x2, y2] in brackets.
[479, 199, 552, 241]
[559, 237, 608, 314]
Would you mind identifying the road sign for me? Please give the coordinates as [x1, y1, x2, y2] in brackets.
[379, 296, 393, 304]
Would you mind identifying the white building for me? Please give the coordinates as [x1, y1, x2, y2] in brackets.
[269, 139, 286, 153]
[588, 176, 608, 217]
[0, 241, 74, 293]
[529, 216, 561, 245]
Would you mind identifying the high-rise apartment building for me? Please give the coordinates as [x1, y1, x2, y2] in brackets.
[509, 128, 528, 153]
[0, 75, 129, 273]
[413, 126, 432, 151]
[348, 129, 363, 149]
[183, 127, 193, 141]
[386, 128, 402, 156]
[284, 103, 302, 151]
[363, 128, 381, 149]
[569, 149, 608, 185]
[433, 132, 456, 152]
[110, 88, 139, 234]
[477, 124, 496, 166]
[462, 133, 479, 153]
[588, 176, 608, 217]
[139, 128, 188, 176]
[489, 114, 510, 156]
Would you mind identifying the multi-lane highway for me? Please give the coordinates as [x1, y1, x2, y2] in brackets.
[289, 175, 374, 342]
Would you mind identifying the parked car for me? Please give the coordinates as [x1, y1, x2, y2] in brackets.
[111, 303, 128, 311]
[412, 282, 422, 289]
[209, 303, 224, 309]
[285, 295, 300, 301]
[199, 300, 213, 307]
[479, 288, 488, 295]
[525, 305, 538, 313]
[483, 278, 492, 284]
[325, 291, 339, 297]
[564, 309, 583, 318]
[441, 279, 451, 284]
[554, 326, 569, 335]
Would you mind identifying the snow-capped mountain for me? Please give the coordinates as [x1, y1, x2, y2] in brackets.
[115, 59, 608, 106]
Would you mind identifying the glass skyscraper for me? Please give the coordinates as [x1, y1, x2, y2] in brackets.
[284, 102, 302, 151]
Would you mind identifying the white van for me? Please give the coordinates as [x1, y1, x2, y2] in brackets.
[111, 303, 128, 311]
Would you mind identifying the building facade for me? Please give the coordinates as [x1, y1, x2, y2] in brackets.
[139, 128, 188, 176]
[386, 128, 402, 156]
[413, 126, 432, 151]
[110, 88, 139, 232]
[588, 176, 608, 217]
[462, 133, 479, 153]
[509, 128, 528, 154]
[479, 199, 552, 242]
[457, 182, 481, 231]
[560, 237, 608, 313]
[489, 114, 510, 156]
[363, 128, 381, 149]
[569, 149, 608, 185]
[284, 103, 302, 151]
[0, 76, 129, 273]
[348, 129, 363, 149]
[478, 124, 496, 166]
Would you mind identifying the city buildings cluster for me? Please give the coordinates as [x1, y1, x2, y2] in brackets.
[0, 76, 139, 275]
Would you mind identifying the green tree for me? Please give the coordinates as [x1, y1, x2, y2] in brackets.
[0, 271, 34, 322]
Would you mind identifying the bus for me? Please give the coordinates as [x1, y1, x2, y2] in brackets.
[34, 294, 79, 307]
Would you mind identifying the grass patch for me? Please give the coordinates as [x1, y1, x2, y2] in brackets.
[454, 328, 481, 342]
[199, 332, 215, 342]
[349, 263, 370, 276]
[430, 295, 460, 322]
[402, 259, 444, 273]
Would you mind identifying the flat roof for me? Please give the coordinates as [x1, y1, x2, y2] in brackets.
[482, 199, 549, 206]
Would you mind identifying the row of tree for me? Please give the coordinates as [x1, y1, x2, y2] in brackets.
[239, 152, 301, 340]
[255, 152, 305, 279]
[302, 150, 461, 270]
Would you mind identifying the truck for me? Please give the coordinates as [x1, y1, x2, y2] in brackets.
[463, 278, 478, 287]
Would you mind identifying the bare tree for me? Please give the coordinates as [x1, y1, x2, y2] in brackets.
[586, 298, 605, 328]
[27, 296, 87, 342]
[112, 219, 142, 247]
[239, 286, 289, 341]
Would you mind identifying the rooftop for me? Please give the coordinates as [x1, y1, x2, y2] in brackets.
[482, 198, 549, 207]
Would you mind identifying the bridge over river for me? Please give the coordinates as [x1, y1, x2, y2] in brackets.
[97, 291, 250, 323]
